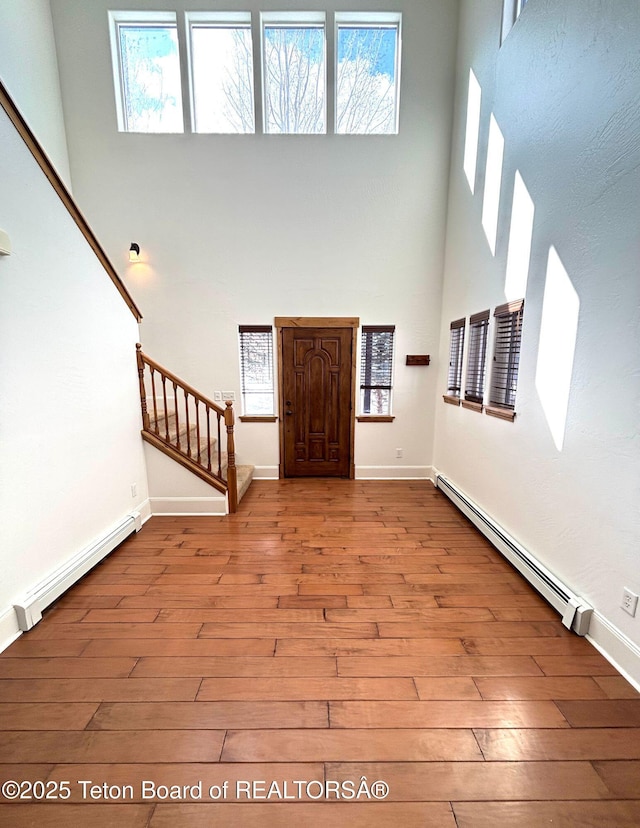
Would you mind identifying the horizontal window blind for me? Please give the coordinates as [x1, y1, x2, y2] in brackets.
[465, 310, 489, 404]
[239, 326, 274, 415]
[489, 300, 524, 409]
[447, 318, 465, 395]
[360, 325, 395, 415]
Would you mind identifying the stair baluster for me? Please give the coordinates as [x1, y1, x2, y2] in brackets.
[135, 344, 243, 512]
[195, 399, 202, 465]
[162, 375, 169, 442]
[148, 367, 155, 432]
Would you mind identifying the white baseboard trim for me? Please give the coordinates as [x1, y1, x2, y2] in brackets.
[586, 611, 640, 693]
[252, 466, 279, 479]
[0, 607, 21, 655]
[149, 496, 227, 516]
[138, 498, 152, 525]
[355, 466, 433, 480]
[433, 466, 640, 690]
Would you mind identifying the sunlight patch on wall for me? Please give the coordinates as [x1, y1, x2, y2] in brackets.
[535, 247, 580, 451]
[481, 114, 505, 255]
[463, 69, 482, 194]
[504, 170, 535, 301]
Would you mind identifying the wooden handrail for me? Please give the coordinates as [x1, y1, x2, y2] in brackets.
[136, 346, 226, 417]
[0, 80, 142, 322]
[136, 344, 239, 512]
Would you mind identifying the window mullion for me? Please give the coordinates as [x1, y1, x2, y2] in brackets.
[176, 13, 192, 133]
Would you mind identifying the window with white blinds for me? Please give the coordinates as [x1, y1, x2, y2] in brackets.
[238, 325, 274, 416]
[488, 299, 524, 412]
[447, 318, 465, 397]
[360, 325, 395, 415]
[464, 310, 489, 406]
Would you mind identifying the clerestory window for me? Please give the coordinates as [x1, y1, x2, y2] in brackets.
[109, 10, 403, 137]
[108, 11, 183, 133]
[502, 0, 530, 43]
[261, 12, 326, 135]
[335, 13, 401, 135]
[187, 13, 256, 134]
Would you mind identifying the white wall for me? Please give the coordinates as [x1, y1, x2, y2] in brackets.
[434, 0, 640, 681]
[49, 0, 459, 477]
[0, 0, 72, 187]
[0, 103, 150, 649]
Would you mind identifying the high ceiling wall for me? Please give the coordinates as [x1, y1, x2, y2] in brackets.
[434, 0, 640, 681]
[48, 0, 460, 476]
[0, 0, 72, 187]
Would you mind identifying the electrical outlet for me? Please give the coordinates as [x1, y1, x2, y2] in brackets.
[396, 448, 403, 459]
[622, 588, 638, 617]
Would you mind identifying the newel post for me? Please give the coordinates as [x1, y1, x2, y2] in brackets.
[136, 343, 150, 430]
[224, 400, 238, 513]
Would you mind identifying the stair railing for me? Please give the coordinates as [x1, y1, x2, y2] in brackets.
[136, 344, 238, 513]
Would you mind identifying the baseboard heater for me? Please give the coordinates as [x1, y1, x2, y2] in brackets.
[436, 475, 592, 636]
[13, 511, 141, 631]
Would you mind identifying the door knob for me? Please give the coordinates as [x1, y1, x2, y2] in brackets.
[286, 410, 293, 416]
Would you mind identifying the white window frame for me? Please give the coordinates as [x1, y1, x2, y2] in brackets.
[186, 11, 256, 134]
[463, 310, 490, 411]
[108, 10, 184, 133]
[444, 318, 465, 405]
[359, 325, 395, 417]
[501, 0, 529, 44]
[260, 11, 327, 135]
[487, 300, 524, 421]
[238, 326, 276, 417]
[334, 12, 402, 135]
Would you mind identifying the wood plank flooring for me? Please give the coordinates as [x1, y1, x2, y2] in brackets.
[1, 479, 639, 826]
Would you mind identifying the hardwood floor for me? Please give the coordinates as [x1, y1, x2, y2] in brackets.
[1, 479, 639, 826]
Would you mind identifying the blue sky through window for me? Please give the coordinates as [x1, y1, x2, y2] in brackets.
[336, 23, 399, 134]
[118, 24, 183, 132]
[110, 14, 400, 135]
[263, 24, 326, 134]
[337, 26, 397, 77]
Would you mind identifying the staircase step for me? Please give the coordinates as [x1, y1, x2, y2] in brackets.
[235, 465, 254, 504]
[148, 411, 254, 508]
[150, 412, 217, 464]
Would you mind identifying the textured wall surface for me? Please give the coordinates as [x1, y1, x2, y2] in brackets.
[434, 0, 640, 658]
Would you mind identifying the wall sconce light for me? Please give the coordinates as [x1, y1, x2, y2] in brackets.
[129, 242, 140, 262]
[0, 229, 11, 256]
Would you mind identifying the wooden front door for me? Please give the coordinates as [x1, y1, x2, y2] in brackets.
[281, 326, 354, 477]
